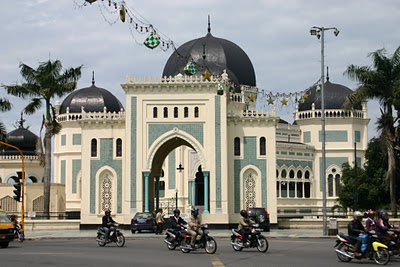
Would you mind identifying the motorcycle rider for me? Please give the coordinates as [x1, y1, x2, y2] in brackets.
[102, 209, 116, 242]
[155, 208, 165, 235]
[375, 210, 397, 247]
[238, 209, 254, 247]
[9, 214, 20, 236]
[365, 210, 375, 231]
[170, 209, 186, 242]
[348, 211, 365, 257]
[187, 207, 202, 248]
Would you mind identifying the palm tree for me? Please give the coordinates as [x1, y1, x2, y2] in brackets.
[344, 46, 400, 217]
[2, 59, 82, 219]
[0, 97, 12, 142]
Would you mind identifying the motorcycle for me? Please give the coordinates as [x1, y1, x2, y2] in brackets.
[230, 223, 269, 252]
[96, 223, 125, 247]
[164, 226, 187, 250]
[335, 231, 390, 265]
[179, 224, 217, 254]
[386, 228, 400, 257]
[14, 223, 24, 242]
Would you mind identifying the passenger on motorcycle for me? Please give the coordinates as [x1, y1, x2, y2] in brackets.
[187, 207, 202, 248]
[375, 210, 397, 246]
[348, 211, 365, 257]
[9, 214, 19, 230]
[238, 209, 254, 247]
[170, 209, 186, 241]
[102, 209, 116, 242]
[365, 210, 375, 231]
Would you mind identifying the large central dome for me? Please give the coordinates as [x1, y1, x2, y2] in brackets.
[162, 26, 256, 87]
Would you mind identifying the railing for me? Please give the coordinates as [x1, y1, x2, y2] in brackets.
[6, 211, 81, 220]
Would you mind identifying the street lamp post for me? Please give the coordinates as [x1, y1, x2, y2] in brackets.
[310, 26, 339, 236]
[175, 189, 179, 210]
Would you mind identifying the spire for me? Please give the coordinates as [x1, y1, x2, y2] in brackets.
[326, 66, 330, 82]
[92, 71, 95, 85]
[17, 112, 26, 129]
[207, 15, 211, 33]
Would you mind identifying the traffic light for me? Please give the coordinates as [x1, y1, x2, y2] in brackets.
[13, 183, 21, 202]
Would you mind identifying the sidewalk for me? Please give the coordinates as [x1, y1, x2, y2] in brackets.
[23, 228, 344, 239]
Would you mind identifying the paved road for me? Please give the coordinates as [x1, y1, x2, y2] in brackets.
[5, 237, 396, 267]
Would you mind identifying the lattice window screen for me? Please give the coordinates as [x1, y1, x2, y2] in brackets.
[245, 172, 256, 209]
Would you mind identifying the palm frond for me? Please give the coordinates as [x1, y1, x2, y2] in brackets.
[0, 98, 12, 112]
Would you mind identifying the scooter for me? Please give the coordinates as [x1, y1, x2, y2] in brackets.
[164, 226, 187, 250]
[96, 223, 125, 247]
[179, 224, 217, 254]
[230, 223, 269, 252]
[14, 223, 24, 242]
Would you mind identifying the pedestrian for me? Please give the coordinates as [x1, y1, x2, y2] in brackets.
[155, 208, 164, 235]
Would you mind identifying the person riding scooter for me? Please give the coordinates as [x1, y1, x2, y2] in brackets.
[238, 209, 254, 247]
[375, 210, 397, 247]
[102, 209, 116, 242]
[365, 210, 375, 231]
[348, 211, 365, 257]
[187, 207, 202, 248]
[170, 209, 186, 242]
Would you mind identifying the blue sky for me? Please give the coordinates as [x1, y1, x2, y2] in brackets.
[1, 0, 400, 140]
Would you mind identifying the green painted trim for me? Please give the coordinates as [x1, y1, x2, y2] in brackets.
[215, 96, 222, 208]
[303, 131, 311, 143]
[61, 160, 66, 184]
[130, 97, 137, 209]
[72, 134, 81, 145]
[72, 159, 81, 194]
[168, 152, 176, 190]
[61, 135, 66, 146]
[319, 130, 348, 142]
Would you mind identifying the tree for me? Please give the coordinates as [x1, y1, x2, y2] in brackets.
[2, 59, 82, 218]
[344, 46, 400, 216]
[0, 97, 12, 142]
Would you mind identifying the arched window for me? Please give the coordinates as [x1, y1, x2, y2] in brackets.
[328, 174, 334, 197]
[234, 137, 240, 156]
[153, 107, 158, 118]
[194, 107, 199, 118]
[259, 137, 266, 155]
[116, 138, 122, 157]
[297, 170, 302, 179]
[163, 107, 168, 118]
[174, 107, 178, 118]
[91, 138, 97, 157]
[184, 107, 189, 118]
[289, 170, 295, 178]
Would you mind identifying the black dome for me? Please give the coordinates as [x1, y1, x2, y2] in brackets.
[59, 82, 124, 114]
[2, 127, 38, 156]
[298, 80, 361, 111]
[162, 30, 256, 87]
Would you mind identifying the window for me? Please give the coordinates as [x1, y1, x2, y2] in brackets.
[116, 138, 122, 157]
[184, 107, 189, 118]
[91, 139, 97, 157]
[163, 107, 168, 118]
[234, 137, 240, 156]
[174, 107, 178, 118]
[259, 137, 266, 155]
[194, 107, 199, 118]
[277, 168, 313, 199]
[153, 107, 158, 118]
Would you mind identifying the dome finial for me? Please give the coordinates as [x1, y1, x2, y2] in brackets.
[17, 112, 26, 129]
[208, 15, 211, 33]
[326, 66, 329, 82]
[92, 71, 95, 86]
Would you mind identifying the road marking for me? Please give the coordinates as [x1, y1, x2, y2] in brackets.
[210, 255, 225, 267]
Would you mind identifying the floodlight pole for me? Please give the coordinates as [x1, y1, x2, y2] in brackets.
[310, 26, 339, 236]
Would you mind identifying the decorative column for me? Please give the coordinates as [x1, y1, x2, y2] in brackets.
[155, 176, 160, 211]
[203, 171, 209, 214]
[143, 172, 150, 212]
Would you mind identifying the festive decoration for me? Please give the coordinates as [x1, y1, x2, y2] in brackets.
[85, 0, 97, 3]
[144, 31, 160, 49]
[303, 93, 309, 99]
[183, 61, 198, 75]
[202, 69, 211, 81]
[267, 97, 274, 105]
[281, 98, 288, 106]
[248, 94, 255, 102]
[217, 83, 224, 95]
[119, 4, 125, 22]
[316, 85, 321, 92]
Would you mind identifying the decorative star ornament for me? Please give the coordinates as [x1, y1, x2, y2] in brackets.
[303, 93, 309, 99]
[267, 97, 274, 105]
[248, 94, 255, 102]
[316, 85, 321, 92]
[202, 69, 211, 81]
[281, 98, 288, 106]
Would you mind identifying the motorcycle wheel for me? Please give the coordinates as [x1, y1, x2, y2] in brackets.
[256, 236, 268, 253]
[205, 237, 217, 254]
[181, 239, 191, 253]
[231, 237, 244, 251]
[373, 248, 390, 265]
[97, 235, 106, 247]
[335, 243, 352, 262]
[18, 232, 24, 242]
[116, 234, 125, 247]
[166, 236, 176, 250]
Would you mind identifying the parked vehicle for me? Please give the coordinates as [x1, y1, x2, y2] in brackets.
[0, 210, 15, 248]
[179, 224, 217, 254]
[248, 207, 270, 232]
[230, 223, 269, 252]
[335, 231, 390, 265]
[96, 223, 125, 247]
[130, 212, 156, 233]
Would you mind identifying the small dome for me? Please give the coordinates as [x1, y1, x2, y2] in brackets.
[162, 26, 256, 88]
[59, 79, 124, 114]
[1, 117, 38, 156]
[298, 79, 361, 111]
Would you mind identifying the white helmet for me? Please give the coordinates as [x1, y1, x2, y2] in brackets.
[353, 211, 363, 220]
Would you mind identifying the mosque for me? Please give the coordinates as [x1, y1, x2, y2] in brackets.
[0, 24, 369, 227]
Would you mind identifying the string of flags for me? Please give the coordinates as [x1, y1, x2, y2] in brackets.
[74, 0, 323, 110]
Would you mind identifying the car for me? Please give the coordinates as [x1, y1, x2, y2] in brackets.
[0, 210, 15, 248]
[248, 207, 270, 232]
[130, 212, 156, 233]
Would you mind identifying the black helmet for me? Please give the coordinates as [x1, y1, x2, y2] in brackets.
[240, 209, 248, 218]
[173, 209, 181, 215]
[191, 208, 199, 216]
[104, 209, 111, 215]
[380, 210, 389, 221]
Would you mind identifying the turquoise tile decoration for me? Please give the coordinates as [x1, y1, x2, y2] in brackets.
[61, 134, 66, 146]
[168, 152, 176, 190]
[319, 130, 348, 142]
[303, 131, 311, 143]
[149, 124, 204, 147]
[215, 96, 222, 208]
[72, 159, 81, 194]
[234, 137, 267, 213]
[355, 131, 361, 142]
[61, 160, 66, 184]
[90, 138, 123, 213]
[130, 97, 137, 209]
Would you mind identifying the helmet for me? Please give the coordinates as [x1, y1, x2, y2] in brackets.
[104, 209, 111, 215]
[380, 210, 389, 221]
[240, 209, 248, 218]
[191, 208, 199, 217]
[173, 209, 181, 215]
[368, 210, 375, 217]
[353, 211, 363, 221]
